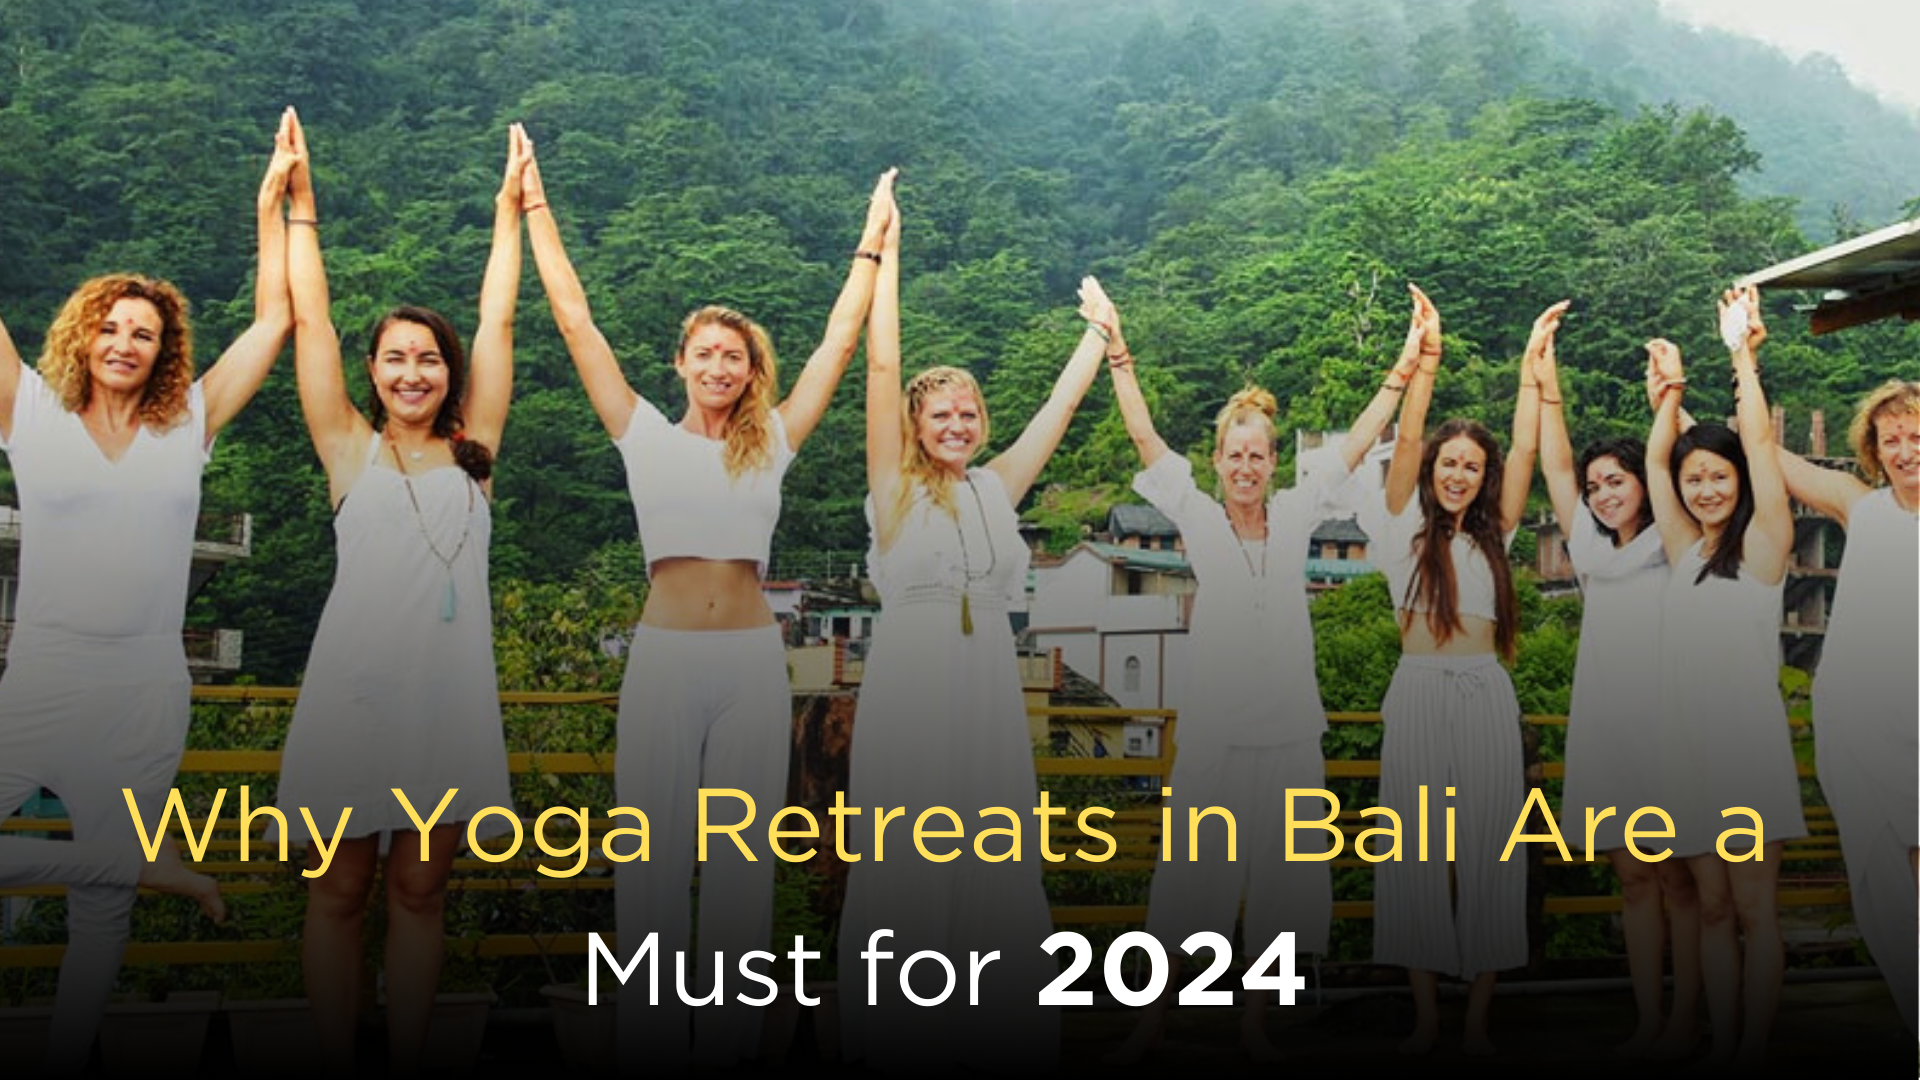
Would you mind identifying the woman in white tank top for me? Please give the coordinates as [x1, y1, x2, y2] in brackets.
[276, 115, 528, 1074]
[0, 111, 298, 1070]
[1534, 307, 1702, 1057]
[1777, 378, 1919, 1034]
[1644, 287, 1802, 1070]
[525, 144, 896, 1069]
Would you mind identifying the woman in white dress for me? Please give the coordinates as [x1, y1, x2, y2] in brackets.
[1643, 286, 1805, 1070]
[525, 146, 895, 1068]
[1533, 303, 1701, 1056]
[838, 187, 1105, 1071]
[0, 111, 297, 1069]
[275, 116, 528, 1074]
[1777, 377, 1918, 1033]
[1100, 283, 1417, 1062]
[1361, 286, 1534, 1056]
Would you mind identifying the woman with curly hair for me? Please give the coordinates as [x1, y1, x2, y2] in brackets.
[837, 187, 1105, 1071]
[0, 110, 297, 1069]
[525, 145, 897, 1068]
[1533, 302, 1701, 1057]
[1778, 376, 1918, 1033]
[1360, 286, 1535, 1055]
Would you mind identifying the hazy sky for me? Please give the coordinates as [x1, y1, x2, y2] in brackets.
[1657, 0, 1920, 113]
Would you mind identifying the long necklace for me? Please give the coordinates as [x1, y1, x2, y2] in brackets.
[1232, 506, 1269, 611]
[953, 476, 997, 635]
[390, 441, 475, 622]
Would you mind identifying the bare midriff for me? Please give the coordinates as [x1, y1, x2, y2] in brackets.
[639, 557, 775, 631]
[1397, 611, 1499, 657]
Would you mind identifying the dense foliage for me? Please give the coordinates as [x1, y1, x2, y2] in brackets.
[0, 0, 1915, 682]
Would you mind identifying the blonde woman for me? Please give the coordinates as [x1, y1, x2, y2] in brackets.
[1779, 377, 1918, 1034]
[838, 187, 1104, 1070]
[1100, 281, 1408, 1062]
[526, 152, 895, 1069]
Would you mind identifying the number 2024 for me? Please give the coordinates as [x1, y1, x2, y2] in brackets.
[1039, 930, 1305, 1006]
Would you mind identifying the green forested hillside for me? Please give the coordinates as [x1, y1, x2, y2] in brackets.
[1, 0, 1914, 681]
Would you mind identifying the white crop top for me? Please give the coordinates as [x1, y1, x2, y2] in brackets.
[616, 395, 794, 576]
[1357, 493, 1514, 624]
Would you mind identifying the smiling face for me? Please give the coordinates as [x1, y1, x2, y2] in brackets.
[1872, 411, 1920, 507]
[674, 322, 753, 415]
[1583, 454, 1648, 539]
[1431, 433, 1488, 519]
[1213, 420, 1275, 512]
[913, 386, 985, 477]
[1678, 447, 1741, 529]
[87, 297, 164, 398]
[369, 319, 451, 429]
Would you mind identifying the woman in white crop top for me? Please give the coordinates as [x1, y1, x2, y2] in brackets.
[837, 186, 1105, 1071]
[1100, 281, 1407, 1064]
[1360, 286, 1534, 1056]
[1777, 379, 1919, 1036]
[527, 149, 897, 1069]
[1534, 305, 1702, 1057]
[0, 112, 297, 1070]
[1644, 288, 1802, 1070]
[275, 116, 526, 1074]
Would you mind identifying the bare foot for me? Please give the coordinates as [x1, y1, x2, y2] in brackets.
[1462, 1031, 1498, 1057]
[1397, 1023, 1438, 1055]
[137, 859, 226, 923]
[1240, 1015, 1284, 1063]
[1614, 1025, 1662, 1058]
[1103, 1018, 1162, 1065]
[1650, 1021, 1699, 1061]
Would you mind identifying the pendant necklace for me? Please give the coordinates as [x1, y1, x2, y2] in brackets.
[391, 441, 475, 622]
[1234, 506, 1269, 609]
[953, 476, 997, 635]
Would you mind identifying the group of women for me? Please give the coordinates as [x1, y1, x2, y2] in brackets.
[0, 111, 1912, 1073]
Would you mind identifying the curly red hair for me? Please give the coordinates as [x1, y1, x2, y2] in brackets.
[37, 274, 195, 429]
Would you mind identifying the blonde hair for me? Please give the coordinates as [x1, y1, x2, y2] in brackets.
[1212, 385, 1278, 456]
[678, 305, 779, 478]
[884, 365, 991, 548]
[38, 274, 194, 430]
[1847, 379, 1920, 485]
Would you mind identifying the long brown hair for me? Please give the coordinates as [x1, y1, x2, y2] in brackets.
[1409, 419, 1518, 660]
[677, 305, 779, 478]
[364, 306, 493, 482]
[38, 274, 195, 430]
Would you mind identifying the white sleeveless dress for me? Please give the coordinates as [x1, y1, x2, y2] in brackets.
[838, 468, 1059, 1070]
[1657, 540, 1807, 857]
[275, 436, 512, 847]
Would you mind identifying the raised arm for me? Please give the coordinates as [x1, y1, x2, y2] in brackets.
[1337, 307, 1428, 477]
[463, 123, 531, 453]
[1534, 303, 1580, 532]
[865, 185, 906, 543]
[1500, 300, 1564, 533]
[1645, 339, 1698, 565]
[522, 144, 639, 439]
[1087, 279, 1169, 469]
[1384, 284, 1441, 515]
[200, 108, 298, 442]
[777, 168, 895, 449]
[1779, 447, 1870, 527]
[1724, 286, 1792, 583]
[285, 108, 372, 492]
[985, 280, 1108, 506]
[0, 307, 22, 445]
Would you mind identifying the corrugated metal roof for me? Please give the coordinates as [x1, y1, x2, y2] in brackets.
[1740, 217, 1920, 292]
